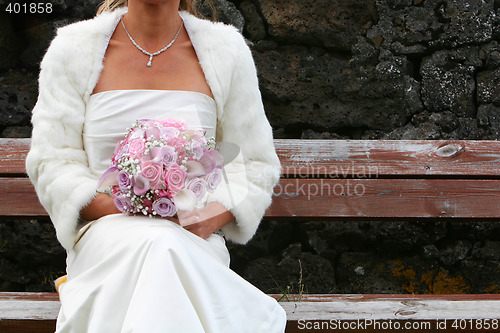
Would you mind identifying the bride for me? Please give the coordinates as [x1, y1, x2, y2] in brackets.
[26, 0, 286, 331]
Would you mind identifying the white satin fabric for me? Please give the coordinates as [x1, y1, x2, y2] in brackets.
[56, 90, 286, 333]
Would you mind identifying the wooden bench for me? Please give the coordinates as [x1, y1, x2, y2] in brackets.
[1, 138, 500, 332]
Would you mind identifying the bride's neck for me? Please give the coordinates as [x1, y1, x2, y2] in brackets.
[123, 1, 182, 50]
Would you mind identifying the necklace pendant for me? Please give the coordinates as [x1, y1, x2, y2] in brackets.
[121, 18, 184, 69]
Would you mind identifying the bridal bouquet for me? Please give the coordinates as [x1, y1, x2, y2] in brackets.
[97, 118, 223, 217]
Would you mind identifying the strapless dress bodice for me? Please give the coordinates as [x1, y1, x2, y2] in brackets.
[83, 90, 217, 176]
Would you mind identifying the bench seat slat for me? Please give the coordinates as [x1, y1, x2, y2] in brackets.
[2, 293, 499, 333]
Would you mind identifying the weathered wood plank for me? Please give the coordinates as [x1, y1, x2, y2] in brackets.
[0, 320, 56, 333]
[3, 139, 500, 177]
[2, 293, 500, 320]
[0, 138, 30, 175]
[268, 178, 500, 219]
[275, 139, 500, 177]
[0, 292, 60, 301]
[0, 178, 46, 217]
[279, 298, 500, 321]
[271, 294, 500, 302]
[2, 178, 500, 219]
[0, 293, 59, 332]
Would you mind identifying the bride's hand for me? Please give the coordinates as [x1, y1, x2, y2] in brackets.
[80, 193, 121, 221]
[173, 202, 234, 239]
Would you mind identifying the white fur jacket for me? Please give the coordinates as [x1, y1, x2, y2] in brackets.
[26, 8, 281, 251]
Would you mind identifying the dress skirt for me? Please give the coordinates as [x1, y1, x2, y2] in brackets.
[55, 214, 287, 333]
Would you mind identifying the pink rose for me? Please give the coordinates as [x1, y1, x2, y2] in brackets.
[141, 161, 164, 190]
[160, 127, 180, 140]
[117, 170, 132, 191]
[152, 197, 177, 217]
[204, 168, 222, 192]
[148, 146, 177, 167]
[157, 189, 170, 198]
[191, 141, 204, 160]
[161, 118, 188, 131]
[191, 131, 207, 146]
[165, 164, 187, 196]
[167, 137, 189, 160]
[128, 138, 145, 158]
[113, 193, 132, 214]
[186, 178, 207, 199]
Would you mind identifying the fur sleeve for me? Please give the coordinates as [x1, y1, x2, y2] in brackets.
[206, 31, 281, 244]
[25, 30, 99, 251]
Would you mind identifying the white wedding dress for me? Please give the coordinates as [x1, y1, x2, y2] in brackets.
[55, 90, 287, 333]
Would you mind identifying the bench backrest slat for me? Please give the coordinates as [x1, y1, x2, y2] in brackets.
[4, 139, 500, 177]
[0, 138, 31, 176]
[275, 139, 500, 178]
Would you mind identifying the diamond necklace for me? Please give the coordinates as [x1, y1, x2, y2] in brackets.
[121, 17, 184, 67]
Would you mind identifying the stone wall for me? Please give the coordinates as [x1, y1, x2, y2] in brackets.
[1, 0, 499, 294]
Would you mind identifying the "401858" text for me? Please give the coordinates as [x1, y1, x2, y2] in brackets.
[5, 2, 53, 14]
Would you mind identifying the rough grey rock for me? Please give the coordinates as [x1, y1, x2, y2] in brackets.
[384, 122, 441, 140]
[0, 220, 66, 292]
[1, 126, 32, 138]
[429, 111, 460, 133]
[256, 45, 422, 133]
[437, 240, 472, 266]
[449, 221, 500, 242]
[336, 252, 410, 293]
[240, 243, 336, 294]
[428, 0, 494, 48]
[368, 1, 440, 53]
[421, 50, 476, 117]
[477, 68, 500, 106]
[300, 129, 345, 140]
[477, 104, 500, 138]
[0, 70, 37, 133]
[368, 221, 448, 253]
[20, 21, 56, 70]
[385, 109, 462, 139]
[462, 241, 500, 293]
[239, 0, 266, 41]
[479, 41, 500, 69]
[0, 13, 22, 71]
[200, 0, 245, 32]
[257, 0, 378, 50]
[449, 118, 486, 139]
